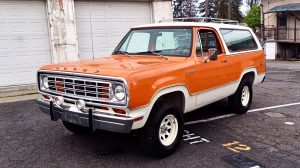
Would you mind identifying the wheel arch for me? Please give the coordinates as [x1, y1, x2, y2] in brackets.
[149, 85, 190, 112]
[239, 67, 258, 85]
[153, 91, 186, 113]
[130, 85, 190, 130]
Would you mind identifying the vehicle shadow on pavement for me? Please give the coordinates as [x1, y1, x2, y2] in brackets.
[66, 130, 141, 156]
[184, 98, 233, 122]
[63, 98, 233, 157]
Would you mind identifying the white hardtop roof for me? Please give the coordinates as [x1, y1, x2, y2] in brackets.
[132, 22, 251, 30]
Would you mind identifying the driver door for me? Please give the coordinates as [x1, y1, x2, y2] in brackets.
[194, 28, 231, 106]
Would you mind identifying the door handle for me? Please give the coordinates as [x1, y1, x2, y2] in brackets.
[221, 59, 228, 63]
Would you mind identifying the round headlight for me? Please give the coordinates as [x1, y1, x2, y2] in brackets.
[41, 76, 49, 89]
[114, 85, 125, 101]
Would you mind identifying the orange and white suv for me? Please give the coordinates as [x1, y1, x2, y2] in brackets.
[37, 20, 265, 157]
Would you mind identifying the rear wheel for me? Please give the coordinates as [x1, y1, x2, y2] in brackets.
[62, 121, 92, 134]
[140, 102, 184, 158]
[229, 78, 253, 114]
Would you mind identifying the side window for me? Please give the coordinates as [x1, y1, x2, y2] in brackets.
[125, 32, 150, 53]
[220, 29, 258, 52]
[197, 29, 221, 56]
[196, 32, 203, 56]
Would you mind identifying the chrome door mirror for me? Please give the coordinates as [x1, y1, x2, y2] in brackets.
[208, 48, 218, 61]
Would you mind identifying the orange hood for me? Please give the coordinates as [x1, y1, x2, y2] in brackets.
[39, 55, 186, 79]
[39, 55, 194, 109]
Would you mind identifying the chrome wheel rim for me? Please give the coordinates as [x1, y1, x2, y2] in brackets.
[159, 114, 178, 146]
[241, 86, 250, 107]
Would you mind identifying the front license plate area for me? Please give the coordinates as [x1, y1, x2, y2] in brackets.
[61, 113, 80, 124]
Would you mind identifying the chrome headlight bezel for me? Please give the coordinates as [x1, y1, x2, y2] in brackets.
[40, 75, 49, 91]
[114, 84, 126, 101]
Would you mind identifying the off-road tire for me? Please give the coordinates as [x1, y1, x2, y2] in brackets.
[229, 78, 253, 114]
[140, 102, 184, 158]
[62, 121, 92, 134]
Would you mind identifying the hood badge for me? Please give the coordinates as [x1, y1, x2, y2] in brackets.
[70, 67, 98, 72]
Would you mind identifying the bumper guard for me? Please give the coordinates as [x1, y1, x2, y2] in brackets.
[37, 98, 133, 133]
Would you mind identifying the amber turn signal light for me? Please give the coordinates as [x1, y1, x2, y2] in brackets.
[43, 95, 50, 100]
[112, 108, 126, 114]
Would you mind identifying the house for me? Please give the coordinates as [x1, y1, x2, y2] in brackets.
[0, 0, 172, 93]
[262, 0, 300, 60]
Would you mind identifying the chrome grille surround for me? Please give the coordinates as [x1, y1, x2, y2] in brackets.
[47, 75, 111, 100]
[37, 71, 128, 107]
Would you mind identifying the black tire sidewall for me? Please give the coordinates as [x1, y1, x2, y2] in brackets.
[140, 102, 184, 158]
[230, 79, 253, 114]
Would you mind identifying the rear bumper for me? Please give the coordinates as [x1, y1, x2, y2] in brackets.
[37, 99, 133, 133]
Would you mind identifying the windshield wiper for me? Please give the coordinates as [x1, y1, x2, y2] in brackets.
[114, 50, 131, 58]
[134, 51, 168, 60]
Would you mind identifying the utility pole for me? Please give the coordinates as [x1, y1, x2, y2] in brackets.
[228, 0, 232, 20]
[205, 0, 209, 18]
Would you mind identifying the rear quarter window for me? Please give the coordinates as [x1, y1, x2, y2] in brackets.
[220, 29, 258, 53]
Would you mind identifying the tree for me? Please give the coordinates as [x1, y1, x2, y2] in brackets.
[244, 5, 261, 28]
[214, 0, 227, 19]
[172, 0, 199, 18]
[246, 0, 260, 8]
[214, 0, 243, 22]
[173, 0, 184, 18]
[172, 0, 243, 22]
[232, 0, 243, 22]
[199, 0, 216, 18]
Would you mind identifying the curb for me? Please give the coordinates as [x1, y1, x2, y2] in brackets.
[0, 93, 39, 104]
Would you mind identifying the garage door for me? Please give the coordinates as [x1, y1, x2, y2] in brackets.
[0, 0, 51, 87]
[75, 1, 151, 59]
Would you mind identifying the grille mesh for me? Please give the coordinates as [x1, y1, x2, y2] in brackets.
[47, 76, 111, 100]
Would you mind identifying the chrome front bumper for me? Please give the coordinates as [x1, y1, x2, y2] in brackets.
[37, 98, 133, 133]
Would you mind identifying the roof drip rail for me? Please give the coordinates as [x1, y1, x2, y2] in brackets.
[161, 17, 239, 25]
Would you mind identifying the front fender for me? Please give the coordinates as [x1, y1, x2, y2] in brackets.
[127, 72, 186, 109]
[128, 85, 191, 130]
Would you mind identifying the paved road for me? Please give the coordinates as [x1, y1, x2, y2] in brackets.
[1, 61, 300, 168]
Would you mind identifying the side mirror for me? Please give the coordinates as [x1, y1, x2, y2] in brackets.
[208, 48, 218, 61]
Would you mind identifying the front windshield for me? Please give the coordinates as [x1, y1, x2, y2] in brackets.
[113, 28, 192, 57]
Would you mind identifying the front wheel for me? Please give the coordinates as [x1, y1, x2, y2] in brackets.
[229, 79, 253, 114]
[139, 102, 184, 158]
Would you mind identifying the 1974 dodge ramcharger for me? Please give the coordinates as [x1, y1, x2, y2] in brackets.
[37, 20, 265, 157]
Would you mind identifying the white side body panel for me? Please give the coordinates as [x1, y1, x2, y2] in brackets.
[129, 68, 265, 130]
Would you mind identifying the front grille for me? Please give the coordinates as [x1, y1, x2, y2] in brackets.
[47, 76, 111, 100]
